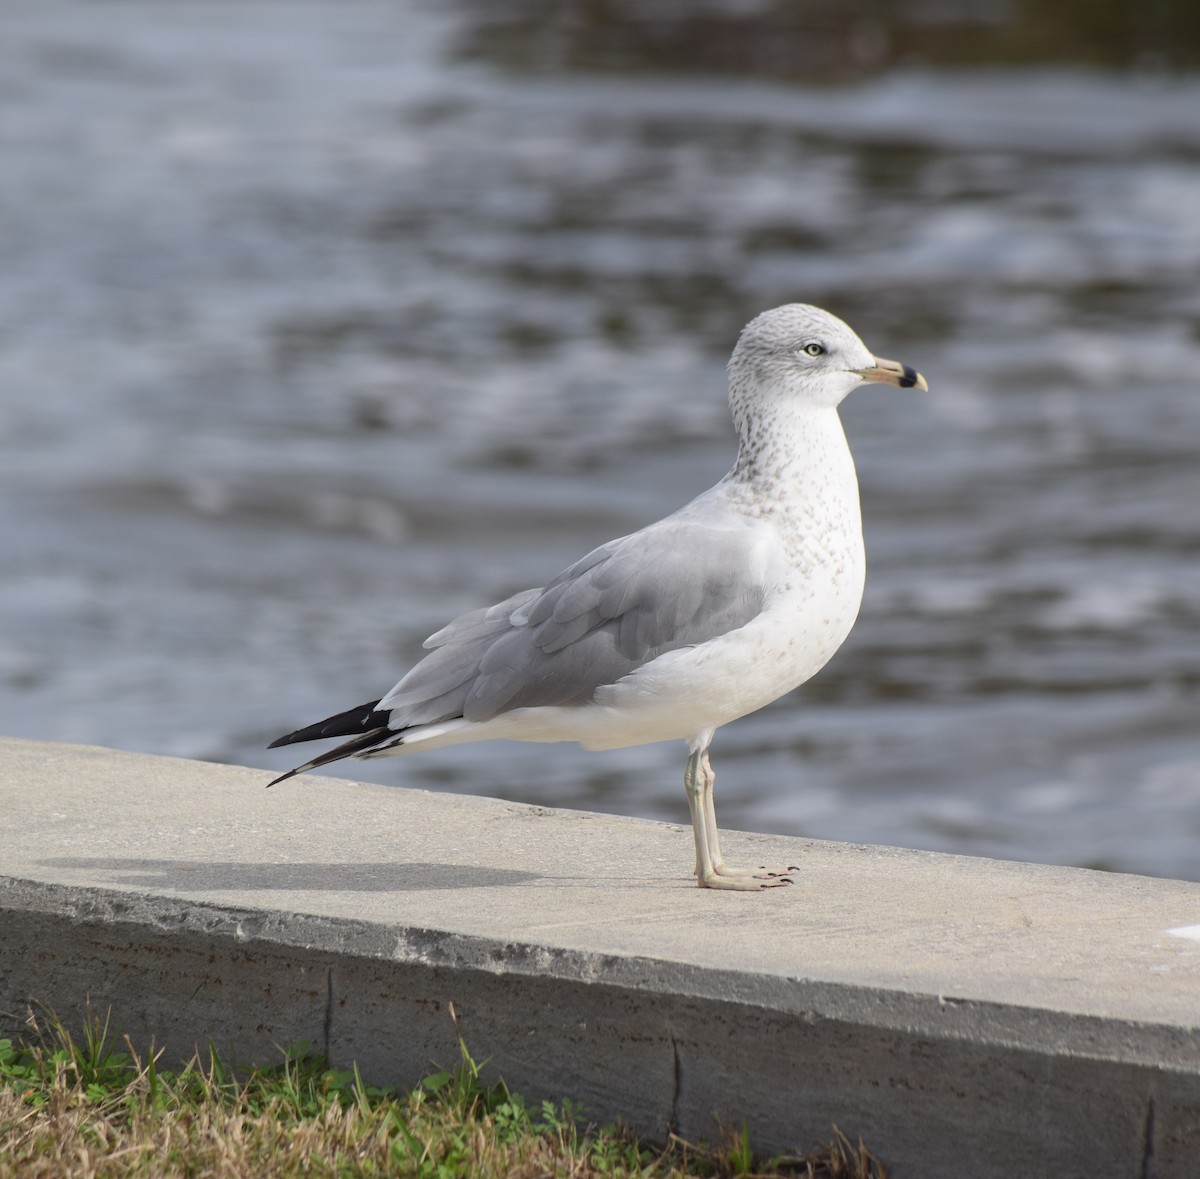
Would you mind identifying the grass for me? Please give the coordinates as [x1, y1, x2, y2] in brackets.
[0, 1005, 886, 1178]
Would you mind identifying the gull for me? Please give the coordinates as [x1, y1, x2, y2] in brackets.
[268, 304, 926, 890]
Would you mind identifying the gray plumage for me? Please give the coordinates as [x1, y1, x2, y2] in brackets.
[383, 509, 773, 726]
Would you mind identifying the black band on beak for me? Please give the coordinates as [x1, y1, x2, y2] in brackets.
[898, 364, 921, 389]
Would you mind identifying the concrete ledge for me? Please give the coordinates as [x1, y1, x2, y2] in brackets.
[2, 737, 1199, 1177]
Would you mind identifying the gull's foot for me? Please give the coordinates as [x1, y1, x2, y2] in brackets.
[695, 861, 799, 879]
[696, 864, 797, 890]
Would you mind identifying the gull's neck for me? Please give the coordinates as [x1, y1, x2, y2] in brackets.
[717, 400, 864, 586]
[727, 400, 855, 488]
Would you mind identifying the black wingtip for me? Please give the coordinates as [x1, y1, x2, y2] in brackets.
[265, 725, 398, 789]
[265, 766, 303, 788]
[267, 699, 386, 749]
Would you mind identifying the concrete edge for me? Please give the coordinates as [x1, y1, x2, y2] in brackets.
[5, 872, 1198, 1073]
[5, 873, 1200, 1178]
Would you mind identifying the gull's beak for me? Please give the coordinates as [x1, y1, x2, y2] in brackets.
[856, 355, 928, 391]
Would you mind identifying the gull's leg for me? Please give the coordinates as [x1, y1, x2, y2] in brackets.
[698, 750, 759, 877]
[699, 750, 797, 881]
[685, 745, 791, 890]
[699, 749, 743, 873]
[685, 748, 709, 880]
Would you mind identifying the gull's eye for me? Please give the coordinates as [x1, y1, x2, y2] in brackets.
[801, 342, 825, 357]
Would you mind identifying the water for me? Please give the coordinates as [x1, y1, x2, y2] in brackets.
[3, 1, 1200, 880]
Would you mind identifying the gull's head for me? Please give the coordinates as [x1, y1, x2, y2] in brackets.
[728, 303, 928, 412]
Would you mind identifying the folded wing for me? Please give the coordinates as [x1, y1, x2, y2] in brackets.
[380, 512, 780, 728]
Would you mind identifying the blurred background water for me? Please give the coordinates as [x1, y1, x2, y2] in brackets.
[3, 0, 1199, 879]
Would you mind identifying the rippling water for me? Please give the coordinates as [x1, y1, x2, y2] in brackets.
[3, 2, 1199, 879]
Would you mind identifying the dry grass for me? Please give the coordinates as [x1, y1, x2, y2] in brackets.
[0, 1006, 886, 1179]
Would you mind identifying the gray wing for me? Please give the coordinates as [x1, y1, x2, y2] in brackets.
[379, 514, 778, 727]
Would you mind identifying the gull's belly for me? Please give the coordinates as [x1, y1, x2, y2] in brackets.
[390, 472, 868, 757]
[579, 558, 865, 749]
[409, 567, 864, 758]
[366, 533, 866, 758]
